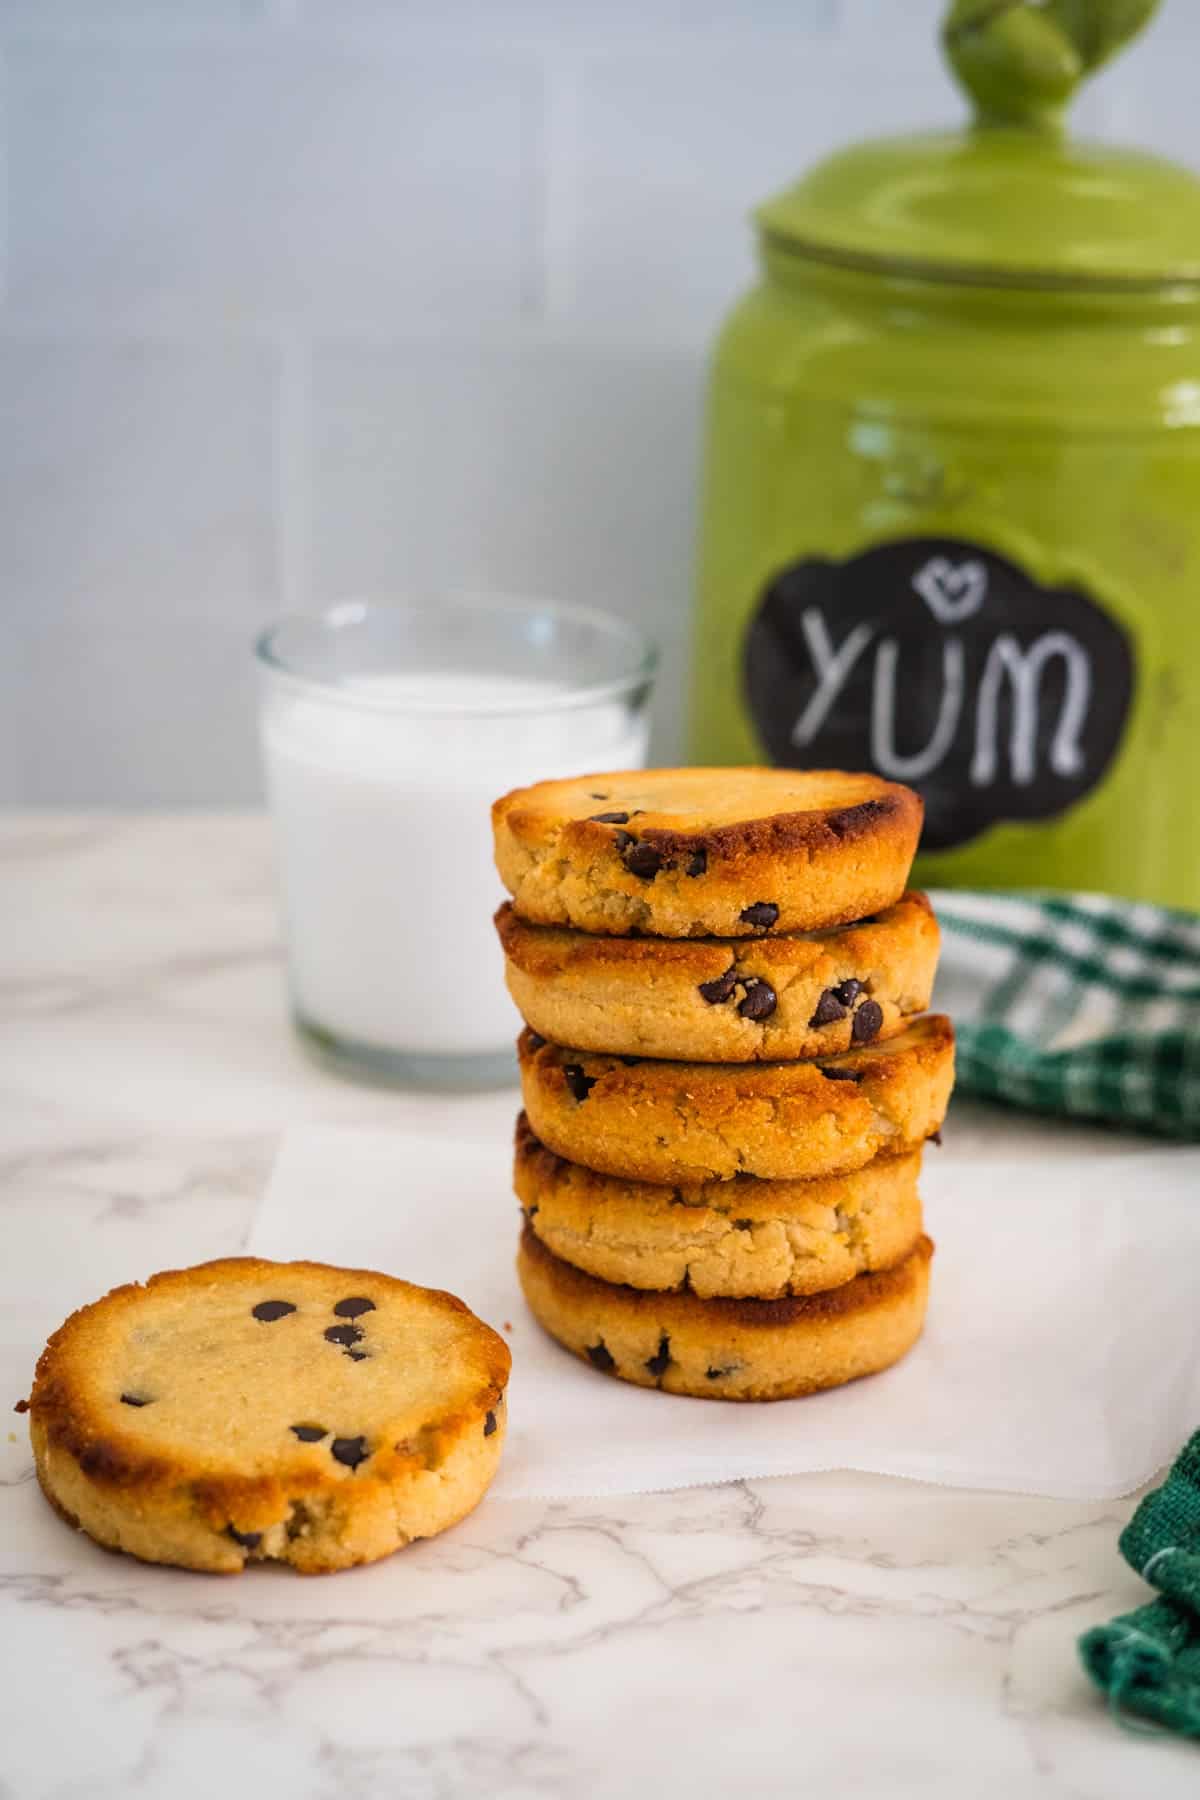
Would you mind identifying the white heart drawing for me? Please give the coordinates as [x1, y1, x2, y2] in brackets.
[912, 556, 988, 624]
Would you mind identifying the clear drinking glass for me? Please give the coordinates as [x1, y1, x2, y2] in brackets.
[255, 596, 656, 1088]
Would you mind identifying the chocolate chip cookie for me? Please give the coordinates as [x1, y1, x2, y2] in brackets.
[497, 890, 938, 1062]
[517, 1225, 933, 1401]
[24, 1258, 511, 1574]
[517, 1014, 954, 1185]
[493, 767, 922, 938]
[514, 1115, 924, 1299]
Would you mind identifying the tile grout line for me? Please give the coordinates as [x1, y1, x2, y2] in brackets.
[0, 38, 8, 312]
[535, 51, 581, 326]
[274, 326, 311, 616]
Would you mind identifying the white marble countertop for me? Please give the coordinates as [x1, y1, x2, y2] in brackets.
[1, 814, 1194, 1800]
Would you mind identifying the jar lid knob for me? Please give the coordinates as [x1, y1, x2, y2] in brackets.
[942, 0, 1160, 131]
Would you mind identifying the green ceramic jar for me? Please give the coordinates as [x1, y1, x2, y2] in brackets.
[692, 0, 1200, 906]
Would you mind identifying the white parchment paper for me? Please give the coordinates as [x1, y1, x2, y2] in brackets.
[248, 1122, 1200, 1501]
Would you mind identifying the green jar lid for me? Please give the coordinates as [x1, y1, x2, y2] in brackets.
[758, 1, 1200, 290]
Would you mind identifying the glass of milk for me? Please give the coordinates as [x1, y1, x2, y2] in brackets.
[256, 596, 655, 1087]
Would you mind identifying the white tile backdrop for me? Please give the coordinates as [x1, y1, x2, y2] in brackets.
[3, 0, 1197, 801]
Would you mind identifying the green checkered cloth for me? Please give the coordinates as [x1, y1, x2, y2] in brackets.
[931, 890, 1200, 1140]
[1079, 1429, 1200, 1738]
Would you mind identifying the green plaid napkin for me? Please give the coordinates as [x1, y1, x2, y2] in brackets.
[931, 890, 1200, 1140]
[1079, 1430, 1200, 1738]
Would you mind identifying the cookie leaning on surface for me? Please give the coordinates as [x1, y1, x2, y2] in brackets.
[498, 891, 938, 1062]
[518, 1225, 933, 1401]
[493, 767, 923, 938]
[515, 1115, 924, 1299]
[518, 1015, 954, 1185]
[23, 1257, 511, 1574]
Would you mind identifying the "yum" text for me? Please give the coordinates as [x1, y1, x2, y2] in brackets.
[789, 607, 1092, 788]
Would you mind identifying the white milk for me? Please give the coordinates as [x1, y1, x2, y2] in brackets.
[261, 671, 648, 1061]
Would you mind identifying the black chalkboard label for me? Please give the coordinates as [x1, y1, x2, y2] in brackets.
[744, 538, 1135, 852]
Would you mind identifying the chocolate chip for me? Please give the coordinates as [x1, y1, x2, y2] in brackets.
[330, 1435, 369, 1470]
[563, 1063, 597, 1102]
[809, 988, 847, 1027]
[324, 1323, 363, 1348]
[484, 1411, 498, 1437]
[345, 1350, 368, 1362]
[698, 966, 738, 1005]
[588, 792, 609, 800]
[644, 1336, 671, 1380]
[929, 1129, 943, 1147]
[120, 1393, 151, 1407]
[739, 902, 779, 930]
[252, 1300, 296, 1322]
[228, 1527, 262, 1549]
[852, 999, 884, 1044]
[589, 811, 630, 824]
[526, 1031, 547, 1051]
[833, 978, 863, 1008]
[523, 1202, 540, 1219]
[687, 848, 708, 877]
[333, 1297, 375, 1318]
[623, 841, 665, 880]
[738, 979, 777, 1021]
[586, 1341, 616, 1372]
[819, 1065, 864, 1082]
[705, 1365, 736, 1380]
[290, 1424, 327, 1442]
[612, 830, 634, 853]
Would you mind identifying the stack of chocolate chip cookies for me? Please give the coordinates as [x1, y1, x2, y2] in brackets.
[492, 769, 954, 1403]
